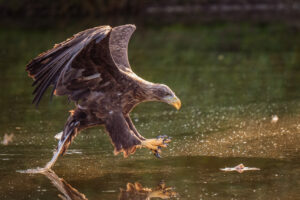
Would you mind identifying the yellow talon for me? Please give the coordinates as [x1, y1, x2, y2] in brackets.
[139, 135, 171, 158]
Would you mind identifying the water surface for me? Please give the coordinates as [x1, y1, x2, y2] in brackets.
[0, 23, 300, 199]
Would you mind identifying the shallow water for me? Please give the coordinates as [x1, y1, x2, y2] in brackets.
[1, 23, 300, 199]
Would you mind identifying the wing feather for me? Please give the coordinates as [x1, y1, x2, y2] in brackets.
[109, 24, 136, 71]
[26, 26, 111, 106]
[26, 24, 137, 106]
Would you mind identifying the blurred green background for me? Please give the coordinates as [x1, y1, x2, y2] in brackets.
[1, 1, 300, 200]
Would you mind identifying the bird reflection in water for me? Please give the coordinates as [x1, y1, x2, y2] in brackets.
[119, 181, 177, 200]
[41, 169, 87, 200]
[41, 170, 177, 200]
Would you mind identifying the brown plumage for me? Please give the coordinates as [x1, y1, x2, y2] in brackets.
[26, 24, 181, 169]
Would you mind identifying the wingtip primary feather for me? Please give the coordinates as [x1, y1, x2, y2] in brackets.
[124, 24, 136, 30]
[26, 25, 113, 106]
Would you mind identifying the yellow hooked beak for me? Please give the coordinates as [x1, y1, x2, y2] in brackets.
[164, 96, 181, 110]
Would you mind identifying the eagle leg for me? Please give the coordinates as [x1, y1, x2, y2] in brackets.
[138, 135, 171, 158]
[105, 112, 142, 158]
[125, 115, 171, 158]
[125, 115, 145, 140]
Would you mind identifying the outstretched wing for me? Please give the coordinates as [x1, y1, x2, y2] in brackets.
[109, 24, 136, 71]
[26, 24, 136, 106]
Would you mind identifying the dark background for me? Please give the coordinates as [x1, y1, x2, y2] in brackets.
[1, 0, 300, 27]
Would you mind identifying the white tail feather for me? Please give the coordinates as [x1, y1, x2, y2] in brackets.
[54, 131, 63, 140]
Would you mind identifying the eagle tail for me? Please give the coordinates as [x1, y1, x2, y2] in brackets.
[43, 118, 80, 169]
[59, 117, 80, 156]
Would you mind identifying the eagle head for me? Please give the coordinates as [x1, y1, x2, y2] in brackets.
[150, 84, 181, 110]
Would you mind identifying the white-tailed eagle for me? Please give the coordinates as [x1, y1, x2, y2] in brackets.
[26, 24, 181, 169]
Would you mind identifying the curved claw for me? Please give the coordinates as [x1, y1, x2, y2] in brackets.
[157, 135, 168, 139]
[163, 137, 171, 143]
[154, 151, 161, 158]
